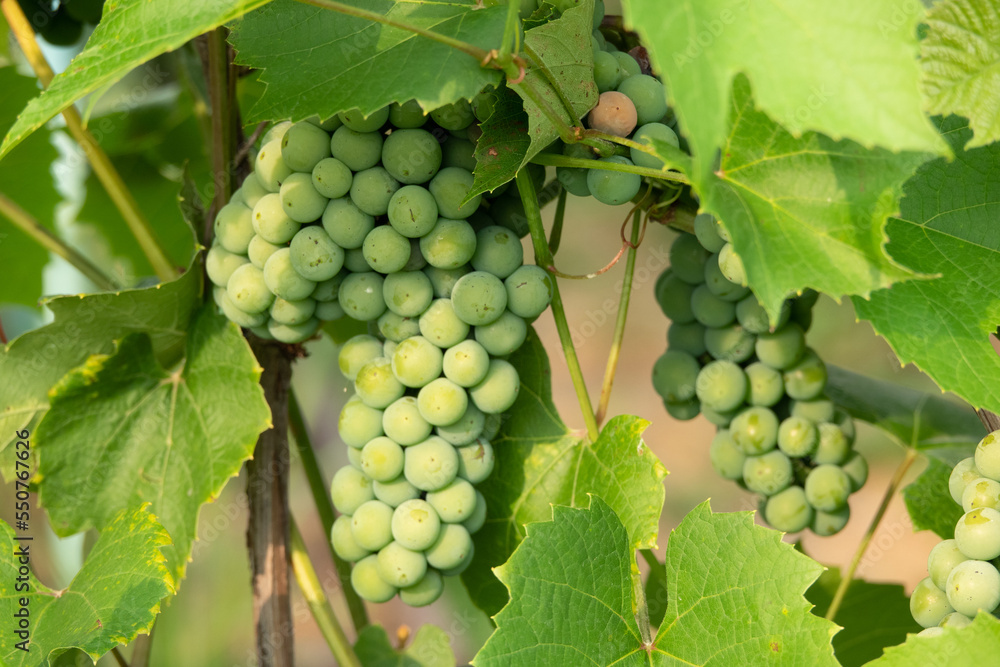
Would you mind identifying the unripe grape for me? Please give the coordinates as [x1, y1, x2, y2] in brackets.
[928, 539, 968, 590]
[252, 193, 300, 245]
[280, 121, 331, 172]
[391, 498, 441, 550]
[616, 74, 667, 126]
[472, 226, 523, 279]
[451, 271, 508, 326]
[220, 294, 268, 329]
[338, 106, 389, 133]
[811, 506, 850, 536]
[376, 541, 427, 588]
[322, 198, 375, 249]
[339, 335, 384, 381]
[691, 285, 737, 328]
[704, 324, 755, 363]
[704, 254, 750, 302]
[374, 475, 421, 508]
[804, 464, 851, 512]
[456, 439, 495, 484]
[425, 524, 473, 570]
[264, 248, 316, 301]
[718, 243, 747, 285]
[331, 515, 370, 562]
[399, 569, 444, 607]
[951, 457, 983, 505]
[331, 465, 374, 515]
[594, 50, 622, 92]
[655, 270, 696, 323]
[339, 272, 387, 321]
[667, 322, 707, 357]
[437, 404, 486, 446]
[392, 336, 444, 388]
[311, 157, 353, 199]
[206, 244, 249, 287]
[910, 577, 955, 628]
[841, 452, 869, 491]
[742, 450, 792, 496]
[227, 264, 274, 314]
[946, 559, 1000, 617]
[790, 399, 836, 424]
[665, 399, 701, 421]
[418, 378, 469, 427]
[427, 478, 477, 523]
[268, 317, 320, 343]
[355, 357, 406, 409]
[382, 129, 442, 184]
[777, 416, 817, 457]
[652, 350, 699, 403]
[270, 297, 316, 326]
[280, 172, 328, 223]
[463, 490, 488, 534]
[764, 486, 814, 533]
[387, 185, 439, 238]
[813, 423, 851, 465]
[693, 213, 726, 253]
[744, 362, 784, 407]
[975, 431, 1000, 481]
[630, 122, 679, 170]
[289, 226, 344, 282]
[362, 225, 411, 274]
[351, 167, 400, 217]
[504, 265, 553, 320]
[955, 508, 1000, 560]
[429, 167, 481, 219]
[420, 218, 477, 269]
[255, 139, 292, 192]
[248, 234, 282, 270]
[475, 311, 528, 356]
[587, 156, 642, 206]
[430, 99, 474, 131]
[731, 406, 779, 455]
[756, 324, 805, 370]
[469, 359, 520, 414]
[315, 300, 344, 321]
[709, 430, 745, 480]
[670, 233, 711, 284]
[695, 360, 747, 412]
[361, 436, 406, 482]
[612, 51, 641, 78]
[339, 395, 384, 448]
[443, 340, 491, 387]
[782, 349, 828, 400]
[390, 99, 427, 129]
[963, 477, 1000, 512]
[214, 202, 255, 254]
[587, 91, 637, 137]
[404, 436, 459, 491]
[351, 554, 397, 603]
[939, 612, 972, 628]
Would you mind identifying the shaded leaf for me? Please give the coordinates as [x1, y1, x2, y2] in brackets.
[866, 613, 1000, 666]
[904, 456, 966, 540]
[354, 625, 455, 667]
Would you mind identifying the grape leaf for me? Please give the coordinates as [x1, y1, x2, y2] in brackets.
[904, 456, 965, 540]
[472, 86, 531, 196]
[0, 0, 271, 159]
[462, 330, 667, 616]
[469, 0, 597, 197]
[853, 117, 1000, 417]
[474, 499, 838, 666]
[0, 262, 202, 481]
[807, 567, 920, 667]
[354, 625, 455, 666]
[866, 613, 1000, 666]
[624, 0, 947, 185]
[34, 306, 270, 581]
[922, 0, 1000, 149]
[694, 77, 933, 321]
[229, 0, 506, 124]
[0, 506, 174, 666]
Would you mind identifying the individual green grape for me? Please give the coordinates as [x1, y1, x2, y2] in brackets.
[841, 452, 868, 492]
[399, 569, 444, 607]
[420, 298, 471, 348]
[279, 172, 328, 223]
[955, 508, 1000, 560]
[420, 218, 477, 269]
[214, 202, 255, 254]
[351, 554, 397, 603]
[331, 514, 370, 562]
[387, 185, 439, 238]
[439, 546, 475, 576]
[227, 264, 275, 314]
[667, 322, 707, 357]
[488, 192, 530, 237]
[351, 499, 395, 551]
[391, 498, 441, 550]
[248, 234, 282, 270]
[378, 311, 419, 341]
[206, 244, 249, 287]
[736, 295, 789, 334]
[451, 271, 507, 326]
[355, 357, 406, 409]
[351, 167, 400, 217]
[430, 99, 474, 131]
[812, 506, 850, 536]
[418, 378, 469, 427]
[403, 238, 428, 272]
[343, 248, 371, 273]
[442, 136, 477, 172]
[764, 486, 814, 533]
[331, 465, 374, 515]
[339, 272, 387, 321]
[463, 490, 488, 534]
[594, 49, 622, 92]
[504, 265, 553, 320]
[911, 577, 956, 628]
[670, 234, 711, 284]
[339, 106, 389, 133]
[255, 139, 292, 191]
[374, 474, 421, 508]
[404, 436, 459, 491]
[630, 123, 679, 169]
[362, 225, 411, 274]
[718, 243, 747, 285]
[381, 397, 433, 446]
[704, 324, 755, 363]
[929, 539, 969, 590]
[322, 198, 375, 249]
[280, 121, 331, 172]
[776, 416, 817, 457]
[306, 115, 343, 132]
[480, 414, 502, 443]
[834, 409, 857, 444]
[381, 128, 442, 184]
[377, 541, 427, 588]
[695, 360, 747, 412]
[790, 399, 835, 424]
[612, 50, 641, 77]
[315, 300, 345, 321]
[586, 156, 641, 206]
[427, 478, 477, 523]
[392, 336, 444, 388]
[709, 430, 746, 480]
[252, 193, 301, 244]
[288, 226, 344, 282]
[443, 340, 491, 387]
[587, 91, 637, 138]
[946, 559, 1000, 617]
[390, 99, 427, 129]
[742, 451, 793, 496]
[361, 436, 406, 482]
[616, 74, 667, 125]
[939, 612, 973, 628]
[652, 350, 699, 403]
[339, 335, 384, 380]
[731, 406, 780, 455]
[951, 457, 983, 505]
[264, 248, 316, 301]
[704, 254, 750, 302]
[471, 226, 523, 279]
[813, 423, 851, 465]
[474, 311, 527, 356]
[756, 324, 805, 370]
[743, 362, 783, 407]
[339, 394, 384, 448]
[691, 285, 737, 328]
[469, 359, 520, 414]
[693, 213, 726, 253]
[963, 477, 1000, 512]
[241, 173, 269, 210]
[311, 157, 353, 199]
[220, 294, 268, 328]
[425, 524, 473, 570]
[782, 349, 828, 400]
[654, 270, 696, 324]
[557, 143, 595, 197]
[429, 167, 481, 219]
[378, 271, 432, 319]
[665, 399, 701, 421]
[456, 438, 494, 483]
[330, 126, 384, 173]
[804, 464, 851, 512]
[261, 121, 293, 146]
[437, 403, 486, 446]
[267, 317, 321, 343]
[425, 265, 472, 298]
[975, 431, 1000, 481]
[270, 297, 316, 325]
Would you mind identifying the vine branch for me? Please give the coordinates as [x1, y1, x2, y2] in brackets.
[530, 153, 690, 185]
[206, 27, 236, 243]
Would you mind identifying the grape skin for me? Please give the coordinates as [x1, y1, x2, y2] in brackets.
[928, 539, 968, 590]
[331, 465, 374, 515]
[404, 436, 459, 491]
[351, 554, 397, 603]
[399, 569, 444, 607]
[975, 431, 1000, 481]
[426, 478, 478, 523]
[376, 541, 427, 588]
[587, 91, 637, 137]
[504, 265, 553, 319]
[419, 298, 471, 348]
[954, 507, 1000, 561]
[708, 430, 745, 481]
[339, 335, 384, 381]
[339, 396, 384, 448]
[331, 514, 370, 562]
[652, 350, 699, 403]
[443, 340, 491, 387]
[361, 436, 406, 482]
[742, 450, 792, 496]
[695, 360, 747, 413]
[425, 524, 473, 570]
[391, 498, 441, 551]
[469, 359, 520, 414]
[391, 336, 444, 388]
[451, 271, 508, 326]
[950, 457, 983, 505]
[417, 378, 469, 427]
[803, 464, 851, 512]
[764, 486, 813, 533]
[946, 559, 1000, 617]
[910, 577, 955, 628]
[962, 477, 1000, 512]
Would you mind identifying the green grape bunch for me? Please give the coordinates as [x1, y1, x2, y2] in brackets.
[209, 89, 553, 606]
[651, 213, 867, 537]
[910, 430, 1000, 633]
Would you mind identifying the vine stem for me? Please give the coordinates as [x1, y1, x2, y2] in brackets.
[111, 648, 128, 667]
[516, 170, 600, 442]
[1, 0, 179, 284]
[595, 211, 641, 426]
[206, 27, 235, 244]
[498, 0, 522, 59]
[288, 390, 369, 633]
[289, 517, 363, 667]
[0, 193, 121, 291]
[530, 153, 690, 185]
[548, 188, 567, 255]
[824, 447, 919, 622]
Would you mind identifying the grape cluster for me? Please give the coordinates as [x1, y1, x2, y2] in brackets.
[910, 430, 1000, 633]
[209, 103, 553, 606]
[651, 215, 867, 536]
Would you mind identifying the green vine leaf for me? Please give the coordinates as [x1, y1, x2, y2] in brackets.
[462, 330, 667, 616]
[853, 117, 1000, 417]
[625, 0, 947, 185]
[474, 499, 838, 666]
[922, 0, 1000, 149]
[904, 456, 966, 540]
[229, 0, 507, 124]
[354, 625, 455, 666]
[0, 0, 271, 160]
[0, 262, 202, 481]
[35, 306, 270, 581]
[0, 505, 174, 667]
[866, 613, 1000, 666]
